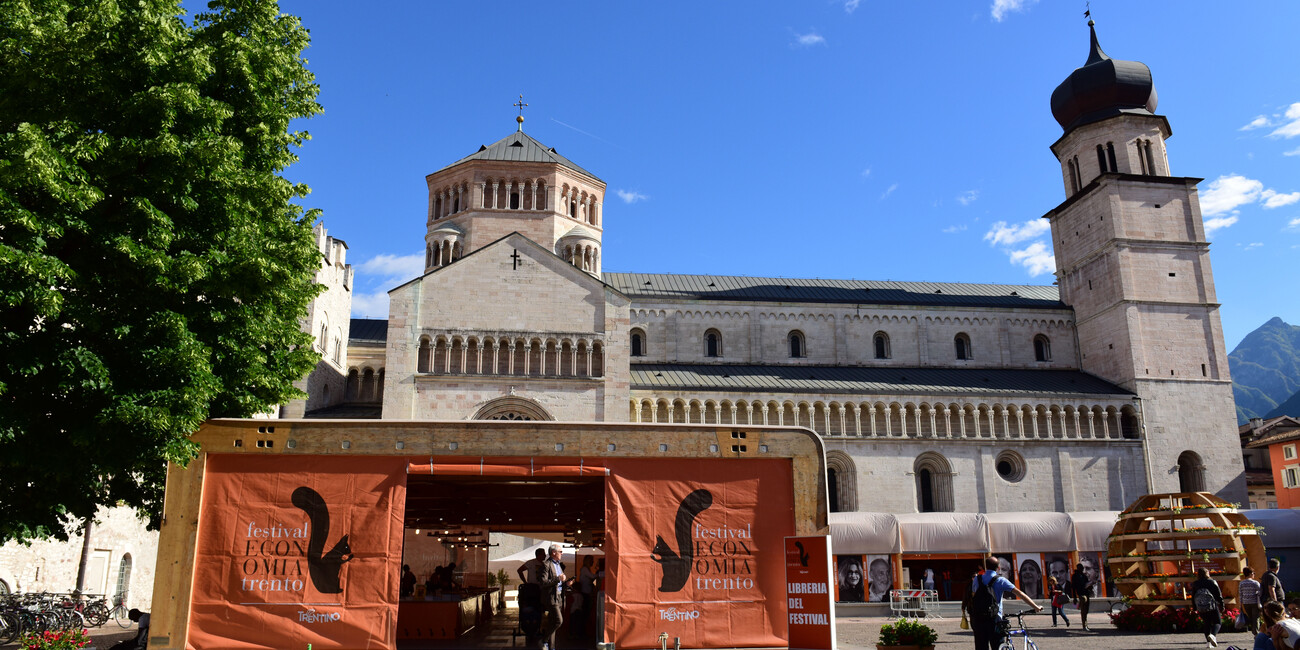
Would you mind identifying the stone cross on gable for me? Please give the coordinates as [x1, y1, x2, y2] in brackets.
[510, 249, 522, 270]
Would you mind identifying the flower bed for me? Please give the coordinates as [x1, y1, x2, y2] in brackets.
[1110, 605, 1241, 633]
[16, 629, 92, 650]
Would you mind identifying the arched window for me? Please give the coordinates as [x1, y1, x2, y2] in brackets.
[1096, 144, 1107, 173]
[510, 190, 520, 210]
[788, 330, 805, 358]
[873, 332, 891, 360]
[1106, 141, 1118, 172]
[1033, 334, 1051, 362]
[630, 328, 646, 357]
[1178, 450, 1206, 492]
[1121, 406, 1141, 439]
[1067, 159, 1079, 194]
[114, 554, 132, 604]
[417, 338, 430, 373]
[704, 329, 722, 358]
[332, 328, 342, 364]
[318, 319, 328, 353]
[826, 452, 857, 512]
[954, 333, 972, 360]
[914, 453, 955, 512]
[472, 396, 553, 421]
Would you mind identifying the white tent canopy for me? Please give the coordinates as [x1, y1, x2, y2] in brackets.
[487, 541, 603, 575]
[829, 511, 1121, 555]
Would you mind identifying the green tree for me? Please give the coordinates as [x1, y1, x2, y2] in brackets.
[0, 0, 324, 542]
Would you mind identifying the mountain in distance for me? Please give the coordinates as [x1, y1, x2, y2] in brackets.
[1229, 317, 1300, 423]
[1268, 389, 1300, 420]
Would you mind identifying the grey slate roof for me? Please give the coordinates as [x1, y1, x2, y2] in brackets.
[350, 318, 388, 343]
[437, 131, 600, 180]
[630, 364, 1131, 398]
[603, 273, 1065, 309]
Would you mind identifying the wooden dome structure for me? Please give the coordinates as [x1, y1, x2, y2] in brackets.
[1108, 492, 1267, 609]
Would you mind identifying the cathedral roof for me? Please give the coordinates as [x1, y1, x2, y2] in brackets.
[1050, 21, 1158, 133]
[630, 364, 1131, 398]
[436, 131, 601, 180]
[603, 273, 1064, 310]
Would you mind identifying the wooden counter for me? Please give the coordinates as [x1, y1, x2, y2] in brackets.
[397, 590, 496, 640]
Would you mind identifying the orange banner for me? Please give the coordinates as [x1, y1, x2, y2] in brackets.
[785, 536, 835, 650]
[604, 458, 795, 649]
[406, 456, 609, 476]
[188, 454, 407, 649]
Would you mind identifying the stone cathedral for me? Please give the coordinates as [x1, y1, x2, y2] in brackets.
[311, 23, 1245, 515]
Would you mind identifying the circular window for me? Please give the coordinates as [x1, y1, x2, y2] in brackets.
[995, 450, 1026, 482]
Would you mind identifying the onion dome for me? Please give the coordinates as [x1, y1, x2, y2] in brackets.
[1050, 21, 1158, 133]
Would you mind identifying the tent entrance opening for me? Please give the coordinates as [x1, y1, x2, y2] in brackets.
[397, 474, 605, 649]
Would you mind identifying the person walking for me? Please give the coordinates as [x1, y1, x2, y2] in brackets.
[1047, 576, 1070, 627]
[1070, 562, 1092, 631]
[1264, 559, 1286, 606]
[1242, 567, 1264, 634]
[969, 556, 1042, 650]
[1192, 566, 1225, 648]
[538, 544, 573, 650]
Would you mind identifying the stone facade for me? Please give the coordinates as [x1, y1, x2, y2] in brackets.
[0, 506, 156, 610]
[280, 222, 354, 417]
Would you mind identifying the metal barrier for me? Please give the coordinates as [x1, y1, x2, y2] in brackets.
[888, 589, 943, 619]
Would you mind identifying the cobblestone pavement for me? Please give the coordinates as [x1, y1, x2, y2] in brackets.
[836, 613, 1257, 649]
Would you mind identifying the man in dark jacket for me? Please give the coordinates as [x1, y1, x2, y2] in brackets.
[1070, 563, 1092, 631]
[1191, 567, 1224, 648]
[537, 544, 573, 650]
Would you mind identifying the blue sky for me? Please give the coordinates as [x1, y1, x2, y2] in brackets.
[270, 0, 1300, 350]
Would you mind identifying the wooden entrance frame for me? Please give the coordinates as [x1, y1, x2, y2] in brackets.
[147, 419, 829, 649]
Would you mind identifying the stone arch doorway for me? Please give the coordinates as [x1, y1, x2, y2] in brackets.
[914, 452, 954, 512]
[1178, 450, 1206, 492]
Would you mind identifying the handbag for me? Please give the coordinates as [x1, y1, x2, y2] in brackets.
[960, 611, 969, 630]
[1234, 611, 1247, 630]
[1052, 593, 1067, 608]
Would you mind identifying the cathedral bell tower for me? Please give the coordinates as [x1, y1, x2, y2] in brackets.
[420, 108, 605, 277]
[1043, 22, 1243, 499]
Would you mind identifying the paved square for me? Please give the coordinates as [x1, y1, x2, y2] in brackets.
[836, 613, 1256, 649]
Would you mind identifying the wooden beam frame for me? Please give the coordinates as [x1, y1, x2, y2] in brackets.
[148, 419, 828, 649]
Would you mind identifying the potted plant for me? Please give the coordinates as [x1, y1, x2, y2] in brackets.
[876, 618, 937, 650]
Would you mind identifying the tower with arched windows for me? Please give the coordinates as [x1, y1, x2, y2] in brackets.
[422, 120, 605, 277]
[1045, 21, 1242, 497]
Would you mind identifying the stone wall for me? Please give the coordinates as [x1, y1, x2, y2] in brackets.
[0, 506, 157, 611]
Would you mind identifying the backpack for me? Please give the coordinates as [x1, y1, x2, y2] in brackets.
[970, 574, 999, 622]
[1194, 586, 1217, 613]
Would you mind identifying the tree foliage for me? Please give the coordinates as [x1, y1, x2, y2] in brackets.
[0, 0, 324, 542]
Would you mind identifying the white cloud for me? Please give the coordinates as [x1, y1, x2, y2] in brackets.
[990, 0, 1036, 22]
[1240, 115, 1270, 131]
[616, 189, 648, 204]
[1204, 216, 1239, 235]
[1285, 146, 1300, 157]
[942, 225, 968, 234]
[860, 167, 872, 178]
[1007, 241, 1055, 276]
[1269, 102, 1300, 139]
[1239, 242, 1264, 250]
[1262, 190, 1300, 209]
[957, 190, 980, 206]
[843, 0, 861, 13]
[351, 252, 424, 318]
[359, 252, 424, 280]
[350, 290, 390, 319]
[1199, 175, 1263, 216]
[794, 31, 826, 47]
[880, 183, 898, 199]
[1287, 218, 1300, 231]
[983, 219, 1050, 246]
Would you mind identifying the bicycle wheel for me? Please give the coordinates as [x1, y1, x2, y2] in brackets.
[0, 611, 20, 643]
[1025, 640, 1039, 650]
[114, 604, 132, 628]
[84, 602, 109, 627]
[1110, 600, 1129, 614]
[998, 637, 1015, 650]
